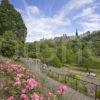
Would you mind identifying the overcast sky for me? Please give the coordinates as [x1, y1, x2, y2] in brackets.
[9, 0, 100, 42]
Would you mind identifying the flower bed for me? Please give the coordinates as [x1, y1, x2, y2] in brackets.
[0, 59, 68, 100]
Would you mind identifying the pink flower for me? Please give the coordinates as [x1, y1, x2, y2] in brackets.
[14, 77, 21, 86]
[20, 94, 29, 100]
[56, 85, 68, 95]
[17, 74, 23, 78]
[21, 89, 27, 94]
[31, 93, 39, 100]
[8, 63, 22, 74]
[0, 64, 3, 70]
[62, 85, 68, 92]
[26, 78, 38, 90]
[47, 92, 52, 97]
[7, 96, 14, 100]
[39, 96, 44, 100]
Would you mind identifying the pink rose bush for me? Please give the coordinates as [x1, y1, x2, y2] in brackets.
[0, 59, 68, 100]
[7, 96, 14, 100]
[0, 59, 43, 100]
[47, 92, 52, 97]
[47, 85, 68, 100]
[20, 94, 29, 100]
[56, 85, 68, 95]
[14, 77, 21, 86]
[0, 64, 3, 70]
[26, 78, 39, 90]
[31, 93, 39, 100]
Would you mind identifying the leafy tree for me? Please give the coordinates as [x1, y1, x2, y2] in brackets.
[0, 0, 27, 57]
[0, 0, 27, 42]
[41, 47, 55, 63]
[56, 44, 67, 64]
[48, 56, 62, 68]
[92, 41, 100, 56]
[27, 42, 37, 58]
[0, 31, 17, 57]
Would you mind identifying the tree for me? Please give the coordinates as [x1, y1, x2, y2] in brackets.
[26, 42, 37, 58]
[48, 56, 62, 68]
[41, 47, 55, 64]
[81, 44, 92, 72]
[0, 0, 27, 42]
[0, 31, 17, 57]
[56, 44, 67, 64]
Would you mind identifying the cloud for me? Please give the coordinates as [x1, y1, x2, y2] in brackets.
[27, 6, 40, 15]
[73, 5, 100, 32]
[79, 22, 100, 32]
[18, 0, 72, 42]
[16, 0, 99, 42]
[73, 7, 94, 20]
[58, 0, 95, 18]
[25, 15, 71, 42]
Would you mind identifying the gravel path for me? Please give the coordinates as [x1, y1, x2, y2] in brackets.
[20, 58, 95, 100]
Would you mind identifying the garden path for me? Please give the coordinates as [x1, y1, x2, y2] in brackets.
[20, 58, 95, 100]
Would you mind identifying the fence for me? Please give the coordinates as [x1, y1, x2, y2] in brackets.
[41, 68, 100, 100]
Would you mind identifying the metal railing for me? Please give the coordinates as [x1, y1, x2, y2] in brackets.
[42, 68, 100, 100]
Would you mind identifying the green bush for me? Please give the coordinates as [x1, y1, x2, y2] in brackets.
[0, 31, 17, 57]
[97, 90, 100, 99]
[66, 79, 76, 88]
[78, 85, 88, 94]
[48, 56, 62, 68]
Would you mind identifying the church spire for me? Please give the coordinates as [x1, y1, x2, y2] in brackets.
[76, 29, 78, 37]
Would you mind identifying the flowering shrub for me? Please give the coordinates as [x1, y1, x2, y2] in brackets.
[56, 85, 68, 95]
[47, 85, 68, 100]
[47, 92, 52, 97]
[7, 96, 14, 100]
[0, 59, 42, 100]
[20, 94, 29, 100]
[26, 78, 39, 90]
[0, 59, 68, 100]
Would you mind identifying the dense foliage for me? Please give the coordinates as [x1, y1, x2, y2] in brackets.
[0, 0, 99, 70]
[0, 0, 27, 57]
[26, 31, 100, 70]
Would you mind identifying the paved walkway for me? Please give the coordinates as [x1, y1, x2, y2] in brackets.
[20, 58, 95, 100]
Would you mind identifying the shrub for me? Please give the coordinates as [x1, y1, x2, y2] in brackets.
[78, 85, 88, 94]
[97, 90, 100, 99]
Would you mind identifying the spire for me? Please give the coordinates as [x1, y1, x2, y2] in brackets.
[76, 29, 78, 37]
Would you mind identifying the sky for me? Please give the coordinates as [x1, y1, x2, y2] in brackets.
[8, 0, 100, 42]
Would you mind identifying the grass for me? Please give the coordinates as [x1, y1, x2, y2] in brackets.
[78, 85, 88, 94]
[97, 90, 100, 99]
[61, 65, 100, 80]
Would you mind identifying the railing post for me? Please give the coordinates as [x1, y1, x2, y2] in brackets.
[49, 70, 51, 76]
[95, 84, 97, 100]
[65, 75, 66, 83]
[76, 79, 78, 90]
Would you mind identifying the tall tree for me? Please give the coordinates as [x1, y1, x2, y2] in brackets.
[0, 0, 27, 42]
[0, 31, 17, 57]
